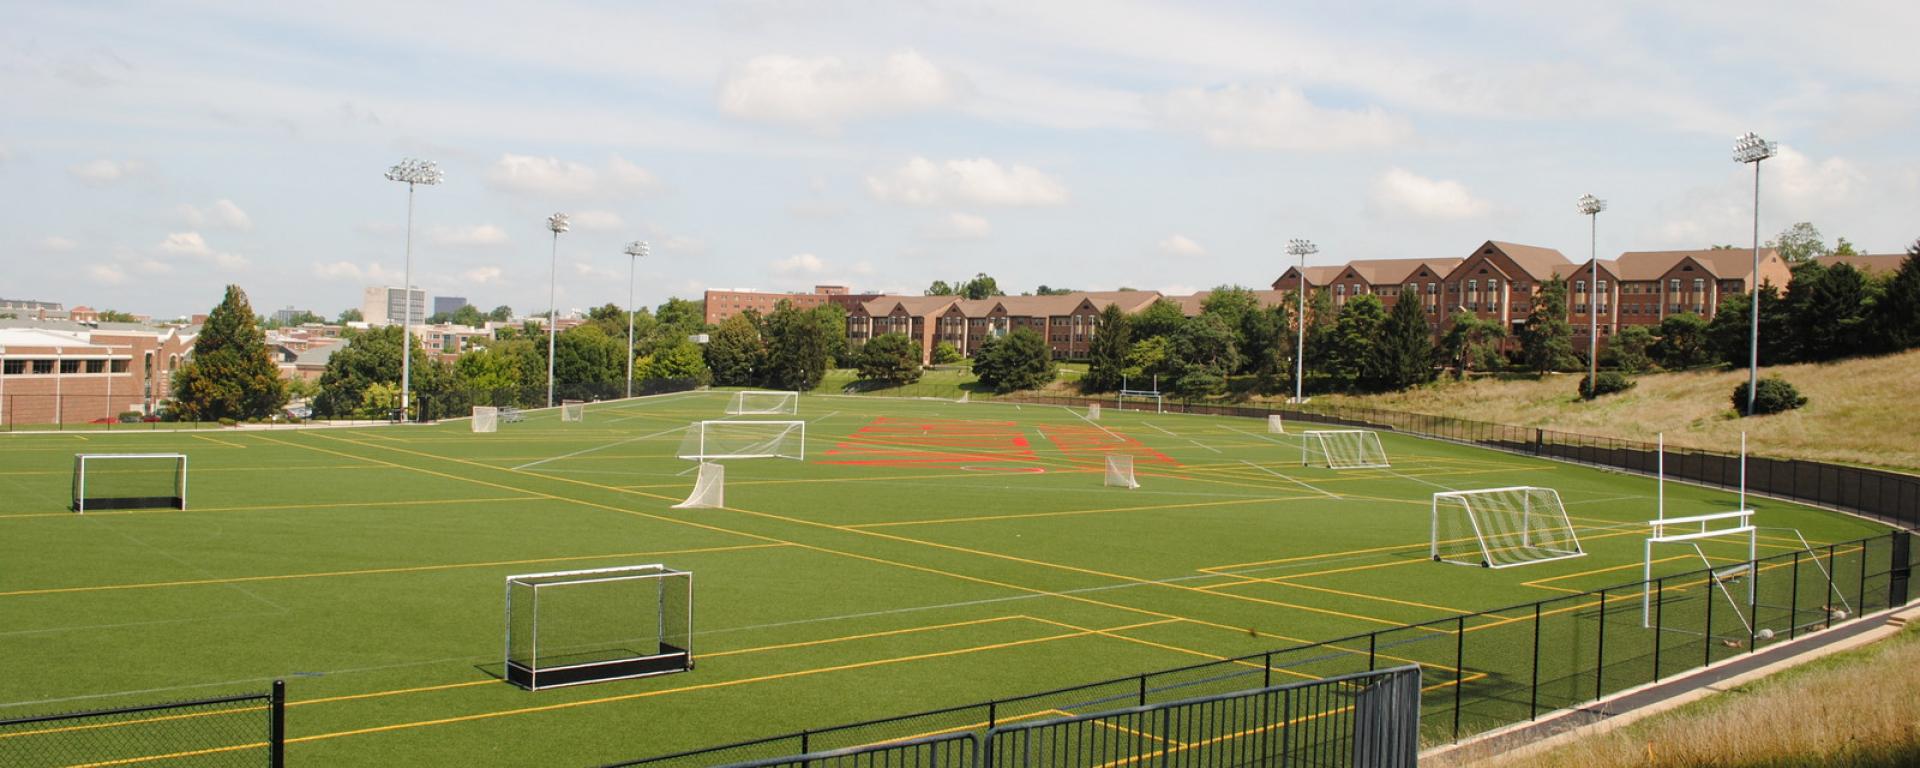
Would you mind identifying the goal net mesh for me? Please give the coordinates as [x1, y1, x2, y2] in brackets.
[71, 454, 187, 512]
[1306, 430, 1389, 469]
[1104, 454, 1139, 488]
[1268, 414, 1286, 434]
[472, 406, 498, 433]
[672, 463, 725, 509]
[727, 391, 798, 415]
[677, 420, 805, 461]
[1432, 486, 1584, 568]
[560, 400, 585, 422]
[1088, 403, 1101, 420]
[505, 566, 692, 689]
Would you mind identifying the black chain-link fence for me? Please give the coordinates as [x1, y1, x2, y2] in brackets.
[0, 681, 284, 767]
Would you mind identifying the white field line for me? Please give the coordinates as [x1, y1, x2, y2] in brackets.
[513, 425, 688, 471]
[1223, 425, 1289, 445]
[1239, 460, 1340, 499]
[1386, 467, 1457, 492]
[1144, 422, 1179, 437]
[1188, 439, 1222, 454]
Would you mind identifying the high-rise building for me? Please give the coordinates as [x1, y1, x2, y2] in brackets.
[433, 296, 469, 317]
[361, 286, 426, 327]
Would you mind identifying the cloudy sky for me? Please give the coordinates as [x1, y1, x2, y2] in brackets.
[5, 1, 1917, 319]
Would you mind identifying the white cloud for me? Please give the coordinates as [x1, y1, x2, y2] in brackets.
[1370, 168, 1491, 220]
[68, 158, 143, 184]
[38, 236, 78, 252]
[931, 212, 993, 239]
[463, 266, 504, 284]
[658, 234, 709, 255]
[158, 231, 249, 268]
[570, 210, 625, 231]
[1147, 85, 1413, 151]
[311, 261, 400, 283]
[429, 224, 510, 247]
[485, 154, 658, 197]
[867, 157, 1069, 207]
[1769, 146, 1865, 206]
[88, 264, 127, 284]
[179, 199, 253, 230]
[719, 50, 963, 131]
[1158, 235, 1206, 256]
[772, 253, 826, 275]
[571, 261, 619, 281]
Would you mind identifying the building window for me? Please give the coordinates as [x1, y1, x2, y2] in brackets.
[33, 360, 54, 374]
[60, 360, 82, 374]
[1428, 282, 1438, 296]
[86, 360, 106, 373]
[1669, 279, 1681, 295]
[2, 360, 23, 375]
[1693, 278, 1705, 295]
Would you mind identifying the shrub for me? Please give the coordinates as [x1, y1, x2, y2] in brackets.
[930, 340, 962, 365]
[1733, 377, 1807, 416]
[117, 411, 144, 424]
[217, 416, 238, 427]
[1578, 371, 1634, 400]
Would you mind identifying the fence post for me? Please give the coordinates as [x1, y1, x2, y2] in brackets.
[1703, 580, 1714, 668]
[1263, 652, 1272, 688]
[989, 701, 997, 729]
[1453, 615, 1465, 742]
[1529, 602, 1541, 721]
[269, 679, 285, 768]
[1653, 578, 1664, 682]
[1891, 531, 1912, 607]
[1789, 551, 1801, 640]
[1594, 589, 1607, 703]
[1749, 558, 1760, 652]
[1860, 536, 1871, 613]
[1138, 674, 1147, 706]
[1368, 632, 1377, 671]
[1825, 543, 1837, 630]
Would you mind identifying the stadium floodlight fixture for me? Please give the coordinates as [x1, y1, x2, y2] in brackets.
[1578, 194, 1606, 400]
[624, 240, 649, 399]
[545, 213, 570, 408]
[1732, 132, 1776, 417]
[1285, 239, 1317, 406]
[385, 158, 443, 423]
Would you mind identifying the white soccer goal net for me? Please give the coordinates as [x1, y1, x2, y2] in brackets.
[1432, 486, 1584, 569]
[672, 462, 725, 509]
[1104, 454, 1139, 489]
[1267, 414, 1286, 434]
[1302, 430, 1389, 469]
[727, 390, 799, 415]
[560, 400, 585, 422]
[1088, 402, 1101, 420]
[71, 453, 188, 512]
[677, 420, 806, 461]
[472, 406, 499, 433]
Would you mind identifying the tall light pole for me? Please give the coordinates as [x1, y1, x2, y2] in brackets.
[545, 212, 570, 408]
[1577, 193, 1606, 398]
[1733, 132, 1777, 417]
[384, 158, 443, 422]
[1286, 238, 1317, 405]
[623, 240, 649, 399]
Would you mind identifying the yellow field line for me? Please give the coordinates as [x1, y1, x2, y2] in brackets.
[0, 496, 537, 521]
[190, 434, 247, 449]
[848, 495, 1313, 530]
[1204, 578, 1468, 615]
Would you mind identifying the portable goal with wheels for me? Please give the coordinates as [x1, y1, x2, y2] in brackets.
[560, 400, 585, 422]
[472, 406, 499, 433]
[1302, 430, 1389, 469]
[672, 463, 724, 509]
[677, 420, 806, 461]
[1267, 414, 1286, 434]
[505, 564, 693, 691]
[71, 453, 188, 512]
[726, 390, 799, 416]
[1431, 486, 1584, 568]
[1104, 454, 1139, 489]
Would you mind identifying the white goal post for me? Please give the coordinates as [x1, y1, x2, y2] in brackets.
[1302, 430, 1389, 469]
[1267, 414, 1286, 434]
[726, 390, 799, 415]
[560, 400, 585, 422]
[504, 564, 693, 690]
[1643, 510, 1756, 631]
[1104, 454, 1139, 489]
[72, 453, 188, 512]
[1117, 389, 1163, 414]
[1431, 486, 1584, 569]
[472, 406, 499, 433]
[677, 420, 806, 461]
[673, 462, 725, 509]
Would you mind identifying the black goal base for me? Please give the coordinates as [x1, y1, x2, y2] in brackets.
[73, 496, 186, 512]
[507, 645, 691, 691]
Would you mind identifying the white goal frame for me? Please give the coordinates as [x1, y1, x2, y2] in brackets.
[1301, 429, 1389, 469]
[672, 462, 725, 509]
[472, 406, 499, 433]
[1430, 486, 1584, 569]
[726, 390, 799, 415]
[1117, 389, 1164, 414]
[504, 564, 693, 691]
[1643, 510, 1756, 630]
[560, 400, 585, 422]
[1104, 454, 1139, 489]
[677, 420, 806, 461]
[71, 453, 188, 512]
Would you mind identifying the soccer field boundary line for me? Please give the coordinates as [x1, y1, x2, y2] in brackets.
[1197, 576, 1471, 616]
[0, 496, 538, 522]
[189, 434, 247, 449]
[1222, 425, 1289, 445]
[511, 424, 688, 471]
[0, 464, 375, 477]
[845, 494, 1318, 530]
[1236, 460, 1340, 498]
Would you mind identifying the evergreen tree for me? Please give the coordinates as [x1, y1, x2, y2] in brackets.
[1327, 295, 1387, 391]
[763, 300, 833, 391]
[961, 273, 1000, 300]
[1083, 303, 1132, 392]
[705, 313, 766, 386]
[1170, 314, 1239, 400]
[1375, 294, 1437, 390]
[1132, 298, 1189, 340]
[1651, 313, 1711, 369]
[1439, 310, 1505, 376]
[1790, 262, 1873, 361]
[1608, 325, 1655, 373]
[1239, 305, 1291, 392]
[973, 328, 1055, 393]
[856, 333, 922, 384]
[1519, 277, 1577, 374]
[172, 285, 288, 421]
[1876, 240, 1920, 351]
[1705, 285, 1791, 367]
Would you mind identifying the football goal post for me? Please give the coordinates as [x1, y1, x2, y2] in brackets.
[560, 400, 586, 423]
[1117, 389, 1164, 414]
[1302, 430, 1389, 469]
[1104, 454, 1139, 489]
[504, 564, 693, 691]
[672, 463, 724, 509]
[677, 420, 805, 461]
[1267, 414, 1286, 434]
[472, 406, 499, 433]
[726, 390, 799, 416]
[1431, 486, 1584, 569]
[1643, 511, 1757, 636]
[71, 453, 188, 512]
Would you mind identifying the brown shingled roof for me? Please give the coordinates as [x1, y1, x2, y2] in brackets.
[1486, 241, 1575, 281]
[1819, 253, 1907, 276]
[1611, 248, 1781, 281]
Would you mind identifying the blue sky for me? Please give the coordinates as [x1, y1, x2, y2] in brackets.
[4, 1, 1917, 319]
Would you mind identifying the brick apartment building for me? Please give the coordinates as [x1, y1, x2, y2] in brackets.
[0, 324, 197, 426]
[703, 285, 881, 325]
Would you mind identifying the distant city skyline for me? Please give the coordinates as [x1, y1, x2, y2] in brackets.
[4, 2, 1917, 319]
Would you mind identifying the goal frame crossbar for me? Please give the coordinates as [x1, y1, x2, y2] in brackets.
[71, 453, 188, 512]
[1301, 429, 1390, 470]
[1642, 510, 1756, 631]
[677, 420, 806, 461]
[726, 390, 800, 416]
[1431, 485, 1585, 569]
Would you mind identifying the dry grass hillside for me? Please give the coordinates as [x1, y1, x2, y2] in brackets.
[1314, 348, 1920, 472]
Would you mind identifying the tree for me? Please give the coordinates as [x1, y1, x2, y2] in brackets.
[925, 280, 957, 296]
[1170, 314, 1239, 400]
[1034, 285, 1076, 296]
[337, 308, 364, 323]
[1083, 304, 1132, 392]
[1788, 261, 1873, 361]
[1133, 298, 1188, 340]
[1518, 277, 1577, 374]
[1767, 222, 1829, 264]
[313, 325, 449, 417]
[453, 342, 532, 404]
[1651, 313, 1711, 369]
[1607, 325, 1656, 373]
[763, 300, 833, 391]
[551, 324, 626, 398]
[1301, 289, 1338, 385]
[857, 333, 922, 384]
[705, 313, 766, 386]
[1123, 335, 1174, 386]
[1239, 304, 1292, 391]
[1875, 240, 1920, 351]
[637, 340, 710, 383]
[96, 309, 140, 323]
[1832, 237, 1860, 257]
[1375, 293, 1437, 390]
[1705, 285, 1791, 367]
[1439, 310, 1505, 376]
[1327, 295, 1387, 391]
[810, 303, 851, 367]
[973, 328, 1055, 393]
[172, 285, 288, 421]
[487, 305, 513, 322]
[961, 273, 1000, 300]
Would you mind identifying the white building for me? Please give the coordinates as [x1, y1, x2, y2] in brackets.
[361, 286, 426, 327]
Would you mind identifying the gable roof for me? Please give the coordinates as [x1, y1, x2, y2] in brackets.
[1485, 241, 1574, 281]
[1818, 253, 1906, 276]
[1342, 258, 1464, 286]
[1611, 248, 1782, 281]
[1272, 265, 1344, 289]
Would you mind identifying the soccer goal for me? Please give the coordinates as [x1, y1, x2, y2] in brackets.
[677, 420, 805, 461]
[1431, 486, 1584, 569]
[1267, 414, 1286, 434]
[672, 463, 724, 509]
[1117, 389, 1164, 414]
[504, 564, 693, 691]
[472, 406, 499, 433]
[560, 400, 586, 423]
[1302, 430, 1389, 469]
[1087, 402, 1101, 420]
[1104, 454, 1139, 489]
[71, 453, 188, 512]
[726, 390, 799, 416]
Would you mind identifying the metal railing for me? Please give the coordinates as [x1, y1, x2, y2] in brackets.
[0, 681, 285, 767]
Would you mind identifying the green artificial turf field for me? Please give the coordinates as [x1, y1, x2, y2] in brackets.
[0, 391, 1890, 766]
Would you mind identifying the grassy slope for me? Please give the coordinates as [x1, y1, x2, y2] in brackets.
[1312, 349, 1920, 472]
